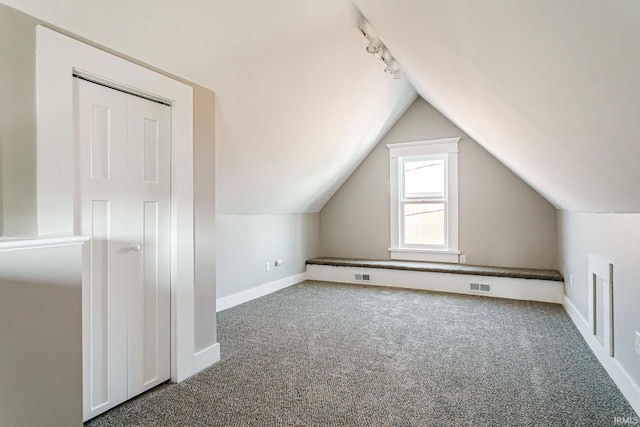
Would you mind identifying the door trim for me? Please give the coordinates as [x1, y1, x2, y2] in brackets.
[35, 26, 202, 385]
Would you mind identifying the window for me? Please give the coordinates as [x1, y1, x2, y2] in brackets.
[387, 138, 460, 263]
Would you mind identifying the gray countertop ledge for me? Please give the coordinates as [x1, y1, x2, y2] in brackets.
[306, 257, 564, 282]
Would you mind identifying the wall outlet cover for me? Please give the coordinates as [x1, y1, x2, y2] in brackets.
[459, 255, 466, 264]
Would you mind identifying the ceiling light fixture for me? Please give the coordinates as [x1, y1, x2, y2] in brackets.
[358, 24, 402, 80]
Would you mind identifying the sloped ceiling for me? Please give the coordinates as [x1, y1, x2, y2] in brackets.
[0, 0, 416, 214]
[355, 0, 640, 213]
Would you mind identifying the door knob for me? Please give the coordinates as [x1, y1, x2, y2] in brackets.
[130, 244, 142, 252]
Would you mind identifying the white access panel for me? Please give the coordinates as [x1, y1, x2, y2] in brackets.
[76, 79, 171, 420]
[588, 253, 614, 357]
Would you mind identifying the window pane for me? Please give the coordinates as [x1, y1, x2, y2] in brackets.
[404, 203, 445, 246]
[404, 158, 444, 199]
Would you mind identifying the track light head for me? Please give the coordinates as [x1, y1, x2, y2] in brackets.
[384, 63, 395, 74]
[365, 39, 381, 54]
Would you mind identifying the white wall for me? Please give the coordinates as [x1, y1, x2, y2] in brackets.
[558, 210, 640, 388]
[216, 214, 320, 300]
[0, 244, 83, 427]
[0, 5, 38, 236]
[320, 97, 558, 269]
[193, 87, 217, 352]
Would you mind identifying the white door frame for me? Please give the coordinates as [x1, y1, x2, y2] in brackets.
[35, 26, 197, 382]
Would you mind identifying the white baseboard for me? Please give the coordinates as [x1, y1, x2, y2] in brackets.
[193, 342, 220, 374]
[306, 264, 563, 304]
[216, 272, 307, 312]
[564, 296, 640, 415]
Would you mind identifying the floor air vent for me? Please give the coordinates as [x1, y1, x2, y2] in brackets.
[355, 273, 371, 282]
[469, 283, 491, 293]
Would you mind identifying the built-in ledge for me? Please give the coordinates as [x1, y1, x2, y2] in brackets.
[0, 236, 89, 252]
[306, 257, 564, 282]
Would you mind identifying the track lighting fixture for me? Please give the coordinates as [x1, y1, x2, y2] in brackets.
[358, 24, 402, 80]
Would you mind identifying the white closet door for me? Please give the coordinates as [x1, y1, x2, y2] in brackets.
[77, 79, 171, 421]
[126, 94, 171, 398]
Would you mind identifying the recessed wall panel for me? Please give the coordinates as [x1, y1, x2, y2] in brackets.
[91, 106, 110, 179]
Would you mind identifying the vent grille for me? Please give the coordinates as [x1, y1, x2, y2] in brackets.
[469, 283, 491, 293]
[355, 273, 371, 282]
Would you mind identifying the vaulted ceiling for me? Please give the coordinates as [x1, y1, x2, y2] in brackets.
[3, 0, 639, 213]
[355, 0, 640, 213]
[0, 0, 416, 214]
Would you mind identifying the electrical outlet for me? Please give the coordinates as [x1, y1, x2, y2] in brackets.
[459, 255, 466, 264]
[265, 262, 270, 272]
[635, 331, 640, 354]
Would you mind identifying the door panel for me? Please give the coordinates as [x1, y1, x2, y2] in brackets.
[143, 118, 159, 183]
[90, 105, 111, 180]
[78, 80, 129, 419]
[143, 201, 159, 385]
[126, 95, 171, 397]
[88, 200, 110, 408]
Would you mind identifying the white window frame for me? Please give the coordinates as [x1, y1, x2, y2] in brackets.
[388, 138, 460, 263]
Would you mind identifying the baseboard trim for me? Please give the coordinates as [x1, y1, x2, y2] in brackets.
[193, 342, 220, 374]
[306, 264, 563, 304]
[563, 296, 640, 415]
[216, 272, 307, 312]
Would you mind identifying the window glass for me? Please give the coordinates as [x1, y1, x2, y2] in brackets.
[403, 158, 445, 200]
[403, 203, 445, 246]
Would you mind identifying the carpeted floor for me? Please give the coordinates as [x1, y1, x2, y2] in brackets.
[87, 281, 637, 426]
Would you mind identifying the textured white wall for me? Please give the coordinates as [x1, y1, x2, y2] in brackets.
[216, 213, 320, 299]
[320, 98, 558, 269]
[558, 210, 640, 391]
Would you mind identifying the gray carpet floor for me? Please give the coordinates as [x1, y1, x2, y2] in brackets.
[87, 281, 637, 426]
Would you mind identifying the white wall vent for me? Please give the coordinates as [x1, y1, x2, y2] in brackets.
[355, 273, 371, 282]
[469, 283, 491, 293]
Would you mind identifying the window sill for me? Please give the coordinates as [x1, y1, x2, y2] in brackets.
[389, 248, 460, 263]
